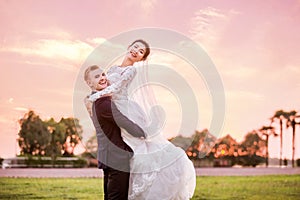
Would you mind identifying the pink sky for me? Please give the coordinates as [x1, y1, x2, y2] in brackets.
[0, 0, 300, 160]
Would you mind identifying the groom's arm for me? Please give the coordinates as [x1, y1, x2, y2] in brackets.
[97, 99, 146, 138]
[111, 101, 146, 138]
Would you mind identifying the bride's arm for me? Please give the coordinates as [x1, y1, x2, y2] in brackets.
[84, 96, 93, 117]
[88, 66, 136, 102]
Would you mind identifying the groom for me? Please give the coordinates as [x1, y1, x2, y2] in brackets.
[84, 65, 145, 200]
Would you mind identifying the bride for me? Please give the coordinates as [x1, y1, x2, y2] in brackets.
[88, 39, 196, 200]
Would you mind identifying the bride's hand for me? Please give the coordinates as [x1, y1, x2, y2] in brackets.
[84, 96, 93, 117]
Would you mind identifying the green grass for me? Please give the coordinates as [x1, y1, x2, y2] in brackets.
[0, 178, 103, 200]
[194, 175, 300, 200]
[0, 175, 299, 200]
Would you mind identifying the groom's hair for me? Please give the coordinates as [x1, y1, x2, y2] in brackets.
[84, 65, 100, 82]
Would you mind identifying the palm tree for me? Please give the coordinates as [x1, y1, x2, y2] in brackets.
[285, 111, 298, 167]
[271, 110, 288, 166]
[296, 115, 300, 166]
[259, 126, 278, 167]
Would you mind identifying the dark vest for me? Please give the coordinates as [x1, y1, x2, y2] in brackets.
[91, 96, 135, 171]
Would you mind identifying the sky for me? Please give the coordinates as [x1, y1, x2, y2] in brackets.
[0, 0, 300, 160]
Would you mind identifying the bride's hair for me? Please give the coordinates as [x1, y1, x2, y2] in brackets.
[129, 39, 150, 60]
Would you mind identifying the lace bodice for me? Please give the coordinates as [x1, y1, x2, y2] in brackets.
[89, 65, 136, 101]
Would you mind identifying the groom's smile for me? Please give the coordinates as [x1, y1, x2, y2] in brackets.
[87, 68, 108, 91]
[98, 74, 108, 89]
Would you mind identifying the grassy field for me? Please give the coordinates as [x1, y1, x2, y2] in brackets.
[0, 175, 299, 200]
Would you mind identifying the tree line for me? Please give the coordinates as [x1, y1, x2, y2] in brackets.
[18, 110, 83, 159]
[170, 129, 266, 167]
[170, 109, 300, 167]
[18, 109, 299, 167]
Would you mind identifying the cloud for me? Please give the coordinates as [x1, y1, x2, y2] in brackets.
[20, 60, 77, 72]
[13, 107, 29, 112]
[8, 98, 14, 104]
[149, 51, 179, 66]
[125, 0, 157, 16]
[86, 37, 107, 46]
[0, 116, 12, 124]
[189, 7, 240, 51]
[38, 87, 74, 97]
[287, 65, 300, 74]
[0, 35, 108, 71]
[226, 90, 264, 102]
[195, 7, 228, 19]
[1, 39, 94, 63]
[223, 66, 258, 78]
[30, 28, 73, 40]
[140, 0, 157, 13]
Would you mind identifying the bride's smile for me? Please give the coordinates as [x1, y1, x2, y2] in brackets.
[123, 42, 147, 65]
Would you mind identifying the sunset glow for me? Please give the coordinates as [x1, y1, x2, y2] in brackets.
[1, 0, 300, 160]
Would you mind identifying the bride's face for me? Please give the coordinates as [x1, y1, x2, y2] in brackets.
[88, 69, 108, 91]
[126, 42, 146, 63]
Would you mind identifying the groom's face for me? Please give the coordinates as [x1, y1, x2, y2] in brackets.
[87, 69, 108, 91]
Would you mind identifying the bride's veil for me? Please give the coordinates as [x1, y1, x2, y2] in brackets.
[127, 61, 166, 139]
[126, 61, 181, 174]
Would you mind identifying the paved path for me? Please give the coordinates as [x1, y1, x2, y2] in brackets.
[0, 167, 299, 178]
[195, 167, 300, 176]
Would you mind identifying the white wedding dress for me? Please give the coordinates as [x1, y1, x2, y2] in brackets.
[89, 65, 196, 200]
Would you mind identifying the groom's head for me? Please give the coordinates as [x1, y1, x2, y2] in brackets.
[84, 65, 108, 91]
